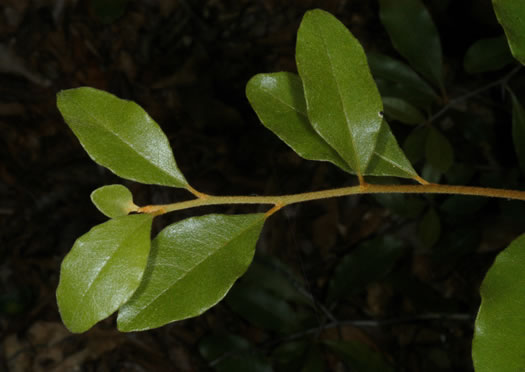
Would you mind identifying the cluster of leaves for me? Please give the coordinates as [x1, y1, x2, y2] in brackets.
[55, 1, 525, 370]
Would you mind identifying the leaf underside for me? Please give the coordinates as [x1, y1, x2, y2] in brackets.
[296, 9, 383, 175]
[247, 72, 418, 180]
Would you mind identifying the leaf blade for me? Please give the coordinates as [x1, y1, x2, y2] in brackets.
[464, 35, 514, 74]
[379, 0, 444, 90]
[247, 72, 418, 180]
[57, 87, 188, 188]
[56, 214, 153, 333]
[492, 0, 525, 65]
[296, 9, 383, 175]
[90, 184, 137, 218]
[382, 96, 426, 125]
[246, 72, 352, 173]
[473, 233, 525, 371]
[117, 213, 266, 332]
[364, 120, 420, 179]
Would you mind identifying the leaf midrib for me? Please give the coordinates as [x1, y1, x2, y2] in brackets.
[125, 216, 265, 323]
[76, 217, 150, 310]
[313, 16, 361, 174]
[69, 98, 183, 185]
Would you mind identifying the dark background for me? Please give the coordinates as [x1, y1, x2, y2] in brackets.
[2, 0, 525, 371]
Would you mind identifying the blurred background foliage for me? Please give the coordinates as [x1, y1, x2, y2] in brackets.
[1, 0, 525, 371]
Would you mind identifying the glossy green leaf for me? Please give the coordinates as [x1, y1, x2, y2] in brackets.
[426, 127, 454, 173]
[117, 213, 265, 331]
[418, 208, 441, 248]
[328, 236, 407, 301]
[511, 93, 525, 173]
[492, 0, 525, 65]
[246, 72, 352, 173]
[368, 52, 439, 106]
[379, 0, 444, 90]
[57, 87, 188, 188]
[324, 340, 395, 372]
[90, 184, 137, 218]
[56, 214, 153, 333]
[199, 332, 273, 372]
[382, 97, 426, 125]
[247, 72, 418, 180]
[464, 36, 513, 74]
[364, 120, 419, 179]
[296, 9, 383, 175]
[473, 233, 525, 371]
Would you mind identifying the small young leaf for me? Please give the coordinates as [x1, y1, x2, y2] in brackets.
[328, 236, 407, 301]
[57, 87, 188, 188]
[511, 92, 525, 173]
[379, 0, 444, 90]
[56, 214, 153, 333]
[324, 340, 395, 372]
[247, 72, 419, 180]
[473, 233, 525, 371]
[382, 96, 426, 125]
[246, 72, 352, 173]
[418, 208, 441, 248]
[296, 9, 383, 175]
[464, 35, 513, 74]
[117, 214, 266, 332]
[367, 52, 439, 105]
[90, 184, 137, 218]
[426, 127, 454, 173]
[492, 0, 525, 65]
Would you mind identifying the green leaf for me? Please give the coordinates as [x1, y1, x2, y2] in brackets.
[367, 52, 439, 106]
[425, 127, 454, 173]
[56, 214, 153, 333]
[247, 72, 419, 180]
[296, 9, 383, 175]
[492, 0, 525, 65]
[473, 233, 525, 372]
[90, 184, 137, 218]
[246, 72, 352, 173]
[117, 213, 266, 331]
[364, 120, 420, 179]
[511, 93, 525, 173]
[57, 87, 188, 188]
[328, 236, 407, 301]
[464, 35, 514, 74]
[418, 208, 441, 248]
[382, 96, 426, 125]
[379, 0, 444, 90]
[324, 340, 395, 372]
